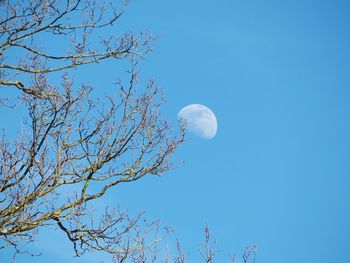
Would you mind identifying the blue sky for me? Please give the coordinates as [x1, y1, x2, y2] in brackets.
[3, 0, 350, 262]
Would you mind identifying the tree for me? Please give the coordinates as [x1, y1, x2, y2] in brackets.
[0, 1, 257, 262]
[0, 0, 184, 260]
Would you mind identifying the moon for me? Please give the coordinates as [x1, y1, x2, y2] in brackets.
[178, 104, 217, 139]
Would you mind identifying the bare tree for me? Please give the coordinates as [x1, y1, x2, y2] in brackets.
[0, 0, 184, 260]
[0, 1, 257, 262]
[198, 225, 257, 263]
[199, 225, 216, 263]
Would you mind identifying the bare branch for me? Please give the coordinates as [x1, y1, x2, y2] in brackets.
[0, 0, 183, 258]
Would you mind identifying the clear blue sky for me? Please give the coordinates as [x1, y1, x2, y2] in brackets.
[3, 0, 350, 262]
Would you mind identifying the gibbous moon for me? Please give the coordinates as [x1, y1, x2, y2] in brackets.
[178, 104, 217, 139]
